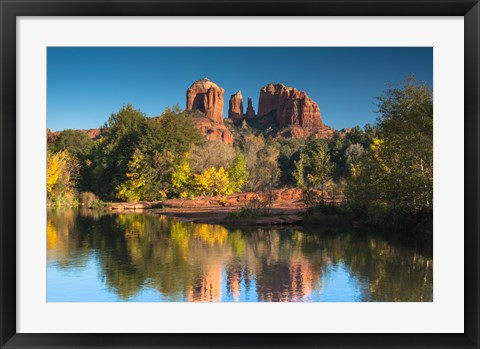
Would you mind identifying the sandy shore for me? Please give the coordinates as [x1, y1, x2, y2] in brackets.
[106, 188, 345, 226]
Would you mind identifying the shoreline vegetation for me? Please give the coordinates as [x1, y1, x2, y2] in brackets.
[47, 77, 432, 238]
[71, 186, 431, 244]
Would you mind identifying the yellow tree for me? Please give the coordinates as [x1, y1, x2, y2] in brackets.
[194, 166, 231, 197]
[116, 149, 147, 202]
[47, 153, 61, 193]
[171, 153, 193, 198]
[46, 150, 79, 206]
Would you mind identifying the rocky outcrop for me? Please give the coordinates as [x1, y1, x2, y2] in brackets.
[48, 128, 102, 141]
[162, 188, 306, 208]
[160, 188, 343, 209]
[279, 125, 336, 140]
[184, 79, 335, 143]
[84, 128, 102, 140]
[186, 78, 234, 144]
[228, 91, 243, 119]
[47, 128, 56, 143]
[186, 78, 225, 124]
[245, 98, 255, 117]
[193, 117, 234, 145]
[258, 83, 323, 129]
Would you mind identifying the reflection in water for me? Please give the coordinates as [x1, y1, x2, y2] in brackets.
[47, 208, 433, 302]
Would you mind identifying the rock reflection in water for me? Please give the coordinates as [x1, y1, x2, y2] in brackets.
[47, 208, 433, 302]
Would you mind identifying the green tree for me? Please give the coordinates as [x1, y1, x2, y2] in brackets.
[277, 138, 305, 184]
[141, 106, 203, 157]
[136, 107, 204, 200]
[142, 150, 176, 200]
[292, 152, 306, 189]
[53, 129, 94, 157]
[346, 77, 433, 228]
[227, 154, 249, 193]
[51, 129, 96, 193]
[375, 77, 433, 212]
[93, 104, 148, 199]
[305, 140, 334, 202]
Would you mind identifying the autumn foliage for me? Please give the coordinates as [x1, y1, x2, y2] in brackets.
[47, 150, 79, 206]
[46, 78, 433, 234]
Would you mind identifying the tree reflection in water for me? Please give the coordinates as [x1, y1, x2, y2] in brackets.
[47, 208, 433, 302]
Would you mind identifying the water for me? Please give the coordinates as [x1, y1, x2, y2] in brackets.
[47, 208, 433, 302]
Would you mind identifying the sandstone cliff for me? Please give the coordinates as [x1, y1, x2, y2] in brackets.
[186, 78, 225, 124]
[258, 83, 323, 129]
[186, 78, 234, 144]
[228, 91, 243, 119]
[245, 98, 255, 118]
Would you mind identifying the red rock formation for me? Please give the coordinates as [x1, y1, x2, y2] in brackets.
[186, 78, 225, 124]
[193, 117, 234, 145]
[258, 83, 323, 129]
[84, 128, 102, 140]
[48, 128, 102, 141]
[279, 125, 336, 140]
[47, 128, 56, 143]
[228, 91, 243, 119]
[245, 98, 255, 118]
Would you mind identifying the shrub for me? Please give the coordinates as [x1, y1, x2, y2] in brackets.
[227, 197, 269, 220]
[78, 191, 101, 208]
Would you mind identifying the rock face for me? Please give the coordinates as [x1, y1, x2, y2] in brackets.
[184, 79, 333, 143]
[258, 83, 323, 129]
[84, 128, 102, 140]
[186, 78, 233, 144]
[228, 91, 243, 119]
[245, 98, 255, 117]
[193, 117, 234, 145]
[186, 78, 225, 124]
[48, 128, 102, 141]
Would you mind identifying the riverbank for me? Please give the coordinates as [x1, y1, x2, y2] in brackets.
[78, 193, 430, 250]
[106, 189, 323, 226]
[154, 206, 305, 226]
[109, 188, 311, 210]
[104, 189, 353, 227]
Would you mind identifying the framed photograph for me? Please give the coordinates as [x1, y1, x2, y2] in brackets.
[1, 0, 478, 348]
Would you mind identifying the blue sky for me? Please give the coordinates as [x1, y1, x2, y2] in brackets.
[47, 47, 432, 131]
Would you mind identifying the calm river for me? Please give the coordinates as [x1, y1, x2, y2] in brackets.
[47, 208, 432, 302]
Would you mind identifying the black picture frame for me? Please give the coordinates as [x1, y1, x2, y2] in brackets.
[1, 1, 478, 348]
